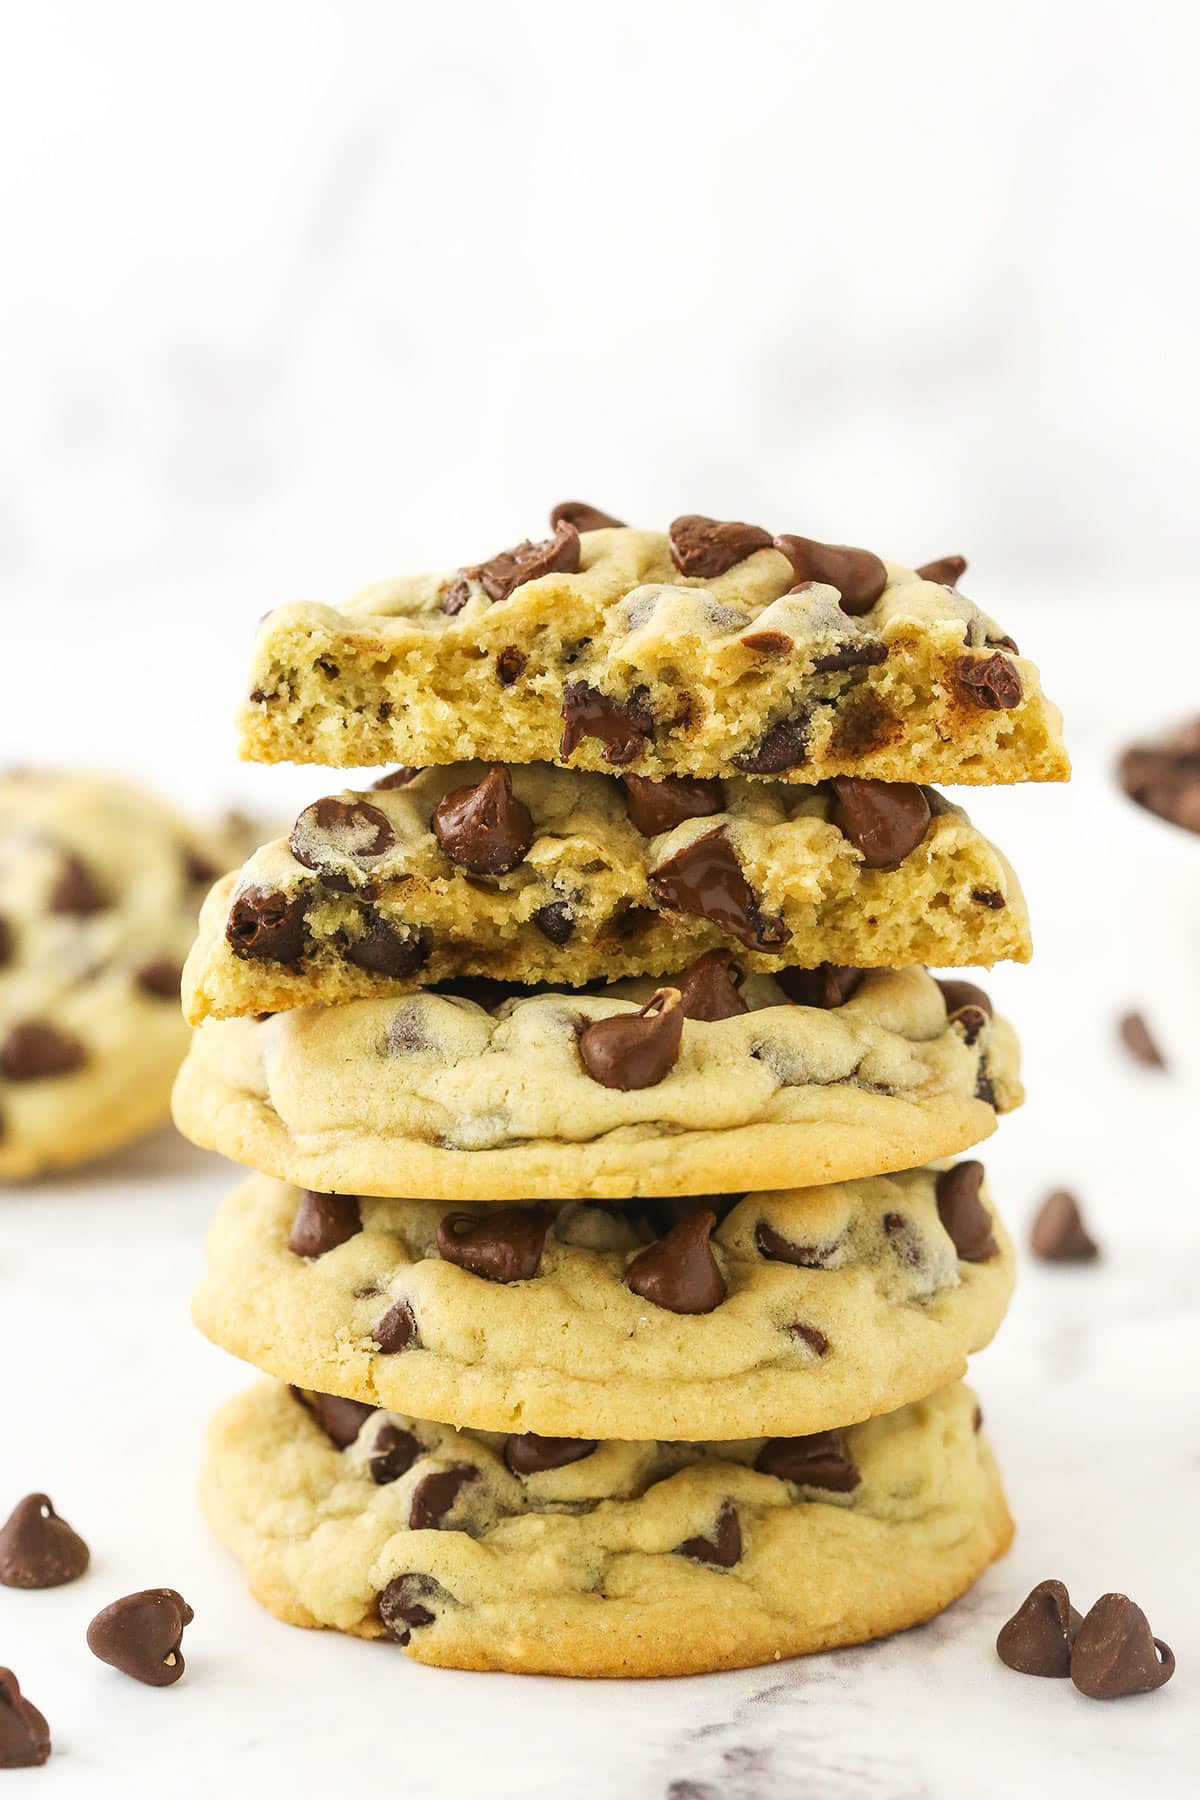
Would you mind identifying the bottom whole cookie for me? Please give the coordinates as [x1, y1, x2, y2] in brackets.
[201, 1379, 1012, 1678]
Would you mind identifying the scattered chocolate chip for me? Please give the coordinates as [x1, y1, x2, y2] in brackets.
[755, 1221, 840, 1268]
[409, 1466, 476, 1531]
[247, 686, 271, 704]
[774, 535, 888, 615]
[788, 1322, 829, 1355]
[550, 500, 625, 532]
[287, 1190, 362, 1259]
[1071, 1595, 1175, 1700]
[346, 914, 428, 979]
[731, 714, 809, 774]
[226, 887, 308, 964]
[373, 1300, 421, 1354]
[0, 1668, 50, 1769]
[530, 899, 575, 944]
[0, 1021, 86, 1081]
[882, 1211, 923, 1267]
[675, 950, 748, 1022]
[495, 647, 527, 686]
[183, 847, 219, 886]
[625, 1208, 725, 1313]
[134, 959, 181, 999]
[0, 916, 12, 968]
[578, 987, 684, 1090]
[996, 1580, 1082, 1677]
[504, 1434, 598, 1476]
[741, 628, 793, 654]
[674, 1502, 741, 1566]
[292, 1387, 376, 1448]
[49, 853, 108, 915]
[936, 978, 993, 1045]
[973, 1403, 984, 1431]
[755, 1430, 860, 1491]
[87, 1589, 193, 1687]
[0, 1494, 89, 1588]
[1030, 1190, 1099, 1263]
[621, 773, 723, 837]
[811, 638, 889, 673]
[775, 964, 863, 1009]
[436, 1208, 548, 1283]
[1118, 1011, 1166, 1069]
[668, 514, 773, 578]
[468, 520, 582, 604]
[916, 554, 967, 587]
[560, 681, 654, 765]
[935, 1161, 998, 1262]
[378, 1572, 447, 1643]
[828, 777, 931, 869]
[1118, 719, 1200, 835]
[972, 887, 1006, 909]
[372, 767, 420, 790]
[648, 827, 789, 952]
[440, 577, 471, 616]
[290, 797, 396, 889]
[955, 652, 1023, 711]
[369, 1424, 420, 1485]
[432, 766, 533, 876]
[988, 634, 1020, 654]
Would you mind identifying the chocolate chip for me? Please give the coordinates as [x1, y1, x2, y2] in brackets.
[87, 1589, 193, 1687]
[527, 899, 574, 945]
[675, 950, 748, 1022]
[774, 535, 888, 615]
[882, 1212, 923, 1267]
[134, 959, 181, 999]
[0, 1021, 86, 1081]
[560, 681, 654, 765]
[578, 987, 684, 1089]
[292, 1387, 376, 1448]
[935, 1161, 998, 1262]
[648, 828, 789, 952]
[49, 852, 108, 915]
[829, 777, 931, 868]
[226, 887, 308, 964]
[955, 652, 1023, 711]
[0, 916, 12, 968]
[1071, 1595, 1175, 1699]
[936, 978, 993, 1045]
[373, 1300, 422, 1354]
[788, 1322, 829, 1355]
[290, 797, 396, 889]
[755, 1221, 840, 1268]
[409, 1466, 476, 1531]
[1030, 1190, 1100, 1263]
[346, 914, 428, 979]
[287, 1190, 362, 1258]
[550, 500, 625, 532]
[369, 1424, 420, 1485]
[741, 628, 793, 654]
[625, 1208, 725, 1313]
[436, 1208, 548, 1283]
[811, 638, 889, 673]
[731, 714, 809, 774]
[996, 1580, 1082, 1677]
[755, 1430, 860, 1491]
[495, 647, 527, 686]
[674, 1502, 742, 1566]
[972, 887, 1006, 909]
[432, 766, 533, 876]
[621, 773, 723, 837]
[775, 964, 863, 1009]
[504, 1434, 598, 1476]
[916, 554, 967, 586]
[0, 1669, 50, 1769]
[0, 1494, 89, 1588]
[372, 767, 421, 790]
[1118, 1011, 1166, 1069]
[378, 1572, 447, 1643]
[668, 514, 773, 578]
[440, 577, 471, 616]
[1119, 722, 1200, 835]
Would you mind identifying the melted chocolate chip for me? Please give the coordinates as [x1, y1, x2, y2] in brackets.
[1118, 1011, 1166, 1069]
[287, 1190, 362, 1259]
[292, 1387, 376, 1448]
[740, 628, 793, 655]
[504, 1434, 599, 1476]
[495, 647, 527, 686]
[810, 638, 889, 673]
[828, 777, 931, 868]
[1030, 1190, 1100, 1263]
[648, 827, 789, 951]
[621, 773, 723, 837]
[378, 1572, 447, 1643]
[578, 988, 684, 1089]
[675, 950, 748, 1022]
[0, 916, 12, 968]
[290, 797, 395, 889]
[996, 1580, 1082, 1677]
[674, 1502, 742, 1567]
[530, 900, 575, 944]
[936, 978, 993, 1045]
[668, 514, 773, 578]
[432, 766, 533, 876]
[346, 914, 428, 979]
[372, 767, 421, 790]
[935, 1161, 998, 1262]
[550, 500, 625, 532]
[0, 1021, 86, 1081]
[134, 959, 181, 999]
[0, 1495, 90, 1589]
[436, 1208, 548, 1283]
[226, 887, 308, 964]
[560, 681, 654, 764]
[755, 1430, 860, 1491]
[440, 577, 471, 616]
[465, 520, 581, 605]
[731, 714, 810, 774]
[372, 1300, 422, 1354]
[0, 1669, 50, 1768]
[916, 554, 967, 587]
[1071, 1595, 1175, 1699]
[775, 964, 863, 1009]
[49, 853, 108, 915]
[369, 1424, 420, 1485]
[755, 1221, 841, 1268]
[409, 1466, 477, 1530]
[882, 1211, 924, 1267]
[774, 535, 888, 615]
[87, 1589, 193, 1687]
[788, 1322, 829, 1355]
[972, 887, 1006, 909]
[955, 652, 1023, 710]
[625, 1208, 726, 1313]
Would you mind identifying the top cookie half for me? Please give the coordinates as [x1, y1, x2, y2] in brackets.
[238, 509, 1069, 784]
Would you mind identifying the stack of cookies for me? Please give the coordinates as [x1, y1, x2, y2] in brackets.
[175, 508, 1067, 1676]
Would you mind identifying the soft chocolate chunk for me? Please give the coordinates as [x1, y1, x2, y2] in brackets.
[1118, 1011, 1166, 1070]
[440, 578, 471, 616]
[0, 1669, 50, 1769]
[788, 1322, 830, 1355]
[549, 500, 625, 532]
[935, 1161, 998, 1262]
[731, 714, 809, 774]
[648, 827, 789, 952]
[936, 977, 993, 1045]
[226, 887, 308, 964]
[811, 637, 889, 673]
[372, 767, 421, 790]
[378, 1572, 447, 1643]
[774, 534, 888, 615]
[504, 1434, 599, 1476]
[740, 627, 793, 655]
[0, 1021, 86, 1081]
[641, 1194, 740, 1236]
[755, 1429, 860, 1491]
[828, 777, 932, 868]
[346, 914, 428, 979]
[1030, 1190, 1099, 1263]
[1070, 1595, 1175, 1699]
[369, 1424, 420, 1486]
[625, 1208, 725, 1314]
[621, 773, 723, 837]
[50, 852, 108, 915]
[674, 1502, 742, 1567]
[775, 964, 863, 1009]
[432, 766, 533, 876]
[560, 681, 654, 765]
[474, 520, 581, 603]
[409, 1466, 477, 1531]
[955, 652, 1023, 711]
[972, 887, 1006, 909]
[373, 1299, 422, 1354]
[287, 1190, 362, 1259]
[578, 988, 684, 1090]
[916, 554, 967, 587]
[436, 1208, 548, 1284]
[495, 647, 527, 686]
[675, 950, 748, 1022]
[0, 1494, 89, 1589]
[882, 1211, 923, 1268]
[293, 1387, 376, 1448]
[755, 1221, 841, 1268]
[87, 1589, 193, 1687]
[668, 514, 773, 578]
[530, 900, 575, 944]
[996, 1579, 1082, 1677]
[135, 959, 182, 999]
[290, 797, 395, 890]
